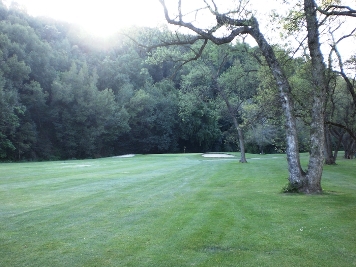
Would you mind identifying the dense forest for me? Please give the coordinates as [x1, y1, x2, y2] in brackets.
[0, 1, 355, 162]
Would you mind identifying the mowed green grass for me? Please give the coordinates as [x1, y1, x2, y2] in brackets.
[0, 153, 355, 267]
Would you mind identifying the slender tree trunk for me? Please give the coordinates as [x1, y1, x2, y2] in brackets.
[343, 135, 356, 159]
[248, 20, 305, 188]
[333, 133, 343, 161]
[215, 80, 248, 163]
[324, 125, 336, 164]
[232, 116, 247, 163]
[303, 0, 326, 193]
[324, 125, 343, 164]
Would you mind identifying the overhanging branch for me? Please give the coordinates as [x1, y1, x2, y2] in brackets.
[170, 38, 209, 77]
[317, 5, 356, 17]
[329, 28, 356, 108]
[325, 121, 356, 141]
[122, 32, 205, 52]
[159, 0, 252, 45]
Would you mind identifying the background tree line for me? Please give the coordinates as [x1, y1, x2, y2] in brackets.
[0, 1, 354, 162]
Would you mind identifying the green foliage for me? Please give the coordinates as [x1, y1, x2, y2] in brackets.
[123, 80, 180, 153]
[282, 181, 301, 193]
[178, 59, 223, 151]
[175, 42, 262, 152]
[0, 74, 24, 159]
[178, 89, 221, 150]
[50, 62, 129, 158]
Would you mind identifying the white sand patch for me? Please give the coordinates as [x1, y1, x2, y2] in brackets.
[61, 164, 92, 168]
[202, 153, 235, 158]
[250, 156, 282, 160]
[113, 154, 135, 158]
[76, 164, 92, 167]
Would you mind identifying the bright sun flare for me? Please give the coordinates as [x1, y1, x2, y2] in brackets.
[9, 0, 165, 37]
[7, 0, 355, 60]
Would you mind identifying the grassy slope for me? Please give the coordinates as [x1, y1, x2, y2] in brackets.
[0, 153, 355, 267]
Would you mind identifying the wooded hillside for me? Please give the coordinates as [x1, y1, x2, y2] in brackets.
[0, 1, 354, 161]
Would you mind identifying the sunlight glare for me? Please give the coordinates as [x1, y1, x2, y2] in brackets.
[8, 0, 165, 37]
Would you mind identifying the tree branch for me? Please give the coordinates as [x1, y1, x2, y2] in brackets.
[123, 32, 205, 52]
[317, 5, 356, 17]
[325, 121, 356, 141]
[329, 28, 356, 108]
[170, 39, 209, 78]
[159, 0, 252, 45]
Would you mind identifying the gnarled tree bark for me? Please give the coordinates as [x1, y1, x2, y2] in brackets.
[302, 0, 325, 193]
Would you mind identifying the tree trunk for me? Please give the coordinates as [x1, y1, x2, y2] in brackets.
[215, 80, 248, 163]
[225, 7, 325, 193]
[248, 20, 305, 188]
[324, 125, 336, 164]
[302, 0, 326, 193]
[232, 116, 247, 163]
[343, 134, 356, 159]
[247, 1, 326, 193]
[332, 131, 343, 161]
[324, 125, 343, 164]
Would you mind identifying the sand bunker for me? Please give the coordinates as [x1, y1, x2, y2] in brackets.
[76, 164, 92, 167]
[202, 153, 235, 158]
[114, 154, 135, 158]
[60, 163, 92, 168]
